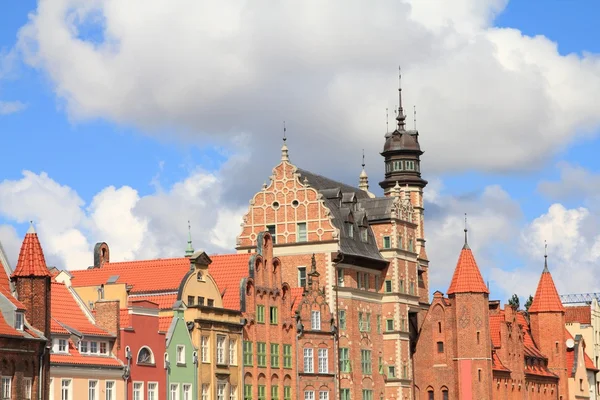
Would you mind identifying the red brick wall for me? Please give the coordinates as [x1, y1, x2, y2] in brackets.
[95, 300, 121, 350]
[0, 338, 46, 400]
[14, 277, 51, 337]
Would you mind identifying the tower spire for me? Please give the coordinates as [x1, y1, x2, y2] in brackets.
[396, 66, 406, 130]
[359, 149, 370, 193]
[185, 220, 194, 257]
[281, 121, 289, 162]
[543, 240, 548, 272]
[463, 213, 470, 250]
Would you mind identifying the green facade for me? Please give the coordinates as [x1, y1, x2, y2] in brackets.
[166, 307, 197, 400]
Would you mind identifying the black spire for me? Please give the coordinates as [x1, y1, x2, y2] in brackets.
[396, 66, 406, 130]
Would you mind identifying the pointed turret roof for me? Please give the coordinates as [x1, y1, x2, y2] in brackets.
[447, 225, 489, 294]
[528, 254, 564, 313]
[185, 221, 194, 257]
[11, 223, 51, 278]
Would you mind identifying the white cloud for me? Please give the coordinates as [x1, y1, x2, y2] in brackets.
[538, 162, 600, 201]
[0, 101, 26, 115]
[0, 168, 245, 270]
[12, 0, 600, 183]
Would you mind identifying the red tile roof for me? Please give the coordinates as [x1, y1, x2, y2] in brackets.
[0, 285, 25, 310]
[290, 287, 305, 313]
[120, 309, 131, 329]
[51, 282, 112, 337]
[447, 247, 489, 295]
[159, 316, 172, 333]
[528, 265, 565, 313]
[208, 254, 252, 310]
[51, 340, 123, 367]
[12, 228, 51, 278]
[492, 351, 510, 372]
[565, 306, 591, 324]
[129, 293, 178, 310]
[0, 312, 23, 337]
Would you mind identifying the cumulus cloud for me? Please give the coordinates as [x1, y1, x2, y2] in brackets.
[0, 167, 246, 270]
[538, 162, 600, 201]
[12, 0, 600, 189]
[0, 101, 26, 115]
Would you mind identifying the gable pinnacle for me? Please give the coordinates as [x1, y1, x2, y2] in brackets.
[281, 120, 289, 162]
[185, 220, 194, 257]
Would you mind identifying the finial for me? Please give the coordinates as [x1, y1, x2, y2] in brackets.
[311, 253, 316, 272]
[413, 105, 417, 130]
[185, 220, 194, 257]
[396, 66, 406, 130]
[281, 121, 289, 162]
[362, 149, 365, 169]
[386, 108, 389, 133]
[463, 213, 470, 250]
[283, 121, 286, 143]
[543, 240, 549, 272]
[27, 220, 36, 234]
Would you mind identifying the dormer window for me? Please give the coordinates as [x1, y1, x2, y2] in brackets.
[197, 271, 204, 282]
[14, 312, 24, 331]
[348, 224, 354, 238]
[360, 227, 368, 242]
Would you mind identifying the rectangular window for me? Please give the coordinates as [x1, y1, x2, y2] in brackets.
[427, 392, 434, 400]
[58, 339, 68, 353]
[270, 306, 278, 324]
[305, 391, 315, 400]
[88, 380, 98, 400]
[243, 341, 253, 366]
[1, 378, 11, 400]
[217, 383, 226, 400]
[363, 273, 369, 290]
[384, 280, 392, 293]
[80, 340, 88, 354]
[339, 310, 346, 330]
[378, 357, 384, 374]
[177, 345, 185, 364]
[361, 350, 372, 374]
[90, 341, 98, 354]
[24, 378, 32, 400]
[217, 335, 226, 364]
[361, 227, 368, 242]
[147, 383, 157, 400]
[374, 275, 380, 290]
[187, 295, 195, 306]
[105, 381, 115, 400]
[311, 310, 321, 330]
[356, 272, 362, 289]
[100, 342, 107, 355]
[207, 299, 214, 307]
[304, 348, 314, 373]
[398, 235, 403, 249]
[365, 313, 371, 332]
[339, 348, 351, 372]
[201, 336, 210, 362]
[271, 343, 280, 367]
[338, 268, 344, 286]
[376, 315, 381, 334]
[340, 389, 350, 400]
[437, 342, 444, 353]
[386, 319, 394, 332]
[410, 282, 415, 295]
[297, 222, 307, 242]
[358, 312, 364, 331]
[408, 239, 414, 252]
[348, 224, 354, 238]
[15, 312, 24, 330]
[362, 390, 373, 400]
[271, 386, 279, 400]
[388, 366, 396, 379]
[402, 365, 408, 379]
[61, 379, 72, 400]
[255, 305, 264, 323]
[298, 267, 307, 287]
[257, 385, 265, 400]
[202, 384, 209, 400]
[442, 391, 448, 400]
[170, 384, 179, 400]
[257, 342, 267, 367]
[284, 386, 291, 400]
[319, 392, 329, 400]
[267, 225, 277, 244]
[229, 339, 237, 365]
[318, 348, 328, 373]
[383, 236, 391, 249]
[198, 296, 205, 306]
[400, 279, 404, 293]
[183, 385, 192, 400]
[229, 386, 236, 400]
[244, 385, 252, 400]
[283, 344, 292, 368]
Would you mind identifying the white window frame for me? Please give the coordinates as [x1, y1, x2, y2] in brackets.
[298, 267, 307, 287]
[337, 268, 344, 286]
[202, 384, 210, 400]
[61, 379, 72, 400]
[217, 382, 227, 400]
[15, 312, 24, 331]
[304, 348, 314, 373]
[49, 378, 54, 400]
[318, 348, 328, 373]
[170, 384, 179, 400]
[216, 335, 226, 364]
[319, 391, 329, 400]
[1, 377, 11, 400]
[88, 380, 98, 400]
[229, 385, 237, 400]
[90, 341, 98, 354]
[105, 381, 115, 400]
[24, 377, 32, 400]
[57, 338, 68, 354]
[100, 342, 108, 355]
[80, 340, 88, 354]
[229, 339, 237, 365]
[183, 384, 192, 400]
[304, 391, 315, 400]
[201, 336, 210, 363]
[147, 382, 158, 400]
[311, 310, 321, 330]
[177, 345, 186, 364]
[133, 382, 144, 400]
[297, 222, 307, 242]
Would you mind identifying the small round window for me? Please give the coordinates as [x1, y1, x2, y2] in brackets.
[291, 200, 299, 207]
[272, 201, 280, 209]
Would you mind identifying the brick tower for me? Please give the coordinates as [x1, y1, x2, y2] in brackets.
[11, 223, 51, 399]
[528, 254, 568, 399]
[446, 228, 492, 399]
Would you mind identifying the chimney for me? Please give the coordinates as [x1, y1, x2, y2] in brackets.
[95, 299, 121, 350]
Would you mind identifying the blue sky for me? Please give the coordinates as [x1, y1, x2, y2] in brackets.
[0, 1, 599, 302]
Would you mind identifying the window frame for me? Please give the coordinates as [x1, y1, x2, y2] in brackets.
[304, 347, 314, 373]
[216, 335, 226, 365]
[269, 306, 278, 325]
[201, 336, 210, 363]
[23, 377, 32, 400]
[177, 344, 186, 365]
[298, 267, 307, 287]
[88, 379, 98, 400]
[105, 381, 115, 400]
[297, 222, 308, 242]
[383, 236, 391, 249]
[229, 338, 237, 365]
[1, 377, 11, 400]
[311, 310, 321, 330]
[318, 348, 328, 373]
[61, 379, 72, 400]
[169, 384, 179, 400]
[147, 382, 158, 400]
[15, 312, 24, 331]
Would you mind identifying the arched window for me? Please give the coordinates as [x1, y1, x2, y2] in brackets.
[137, 347, 155, 365]
[197, 271, 204, 282]
[441, 388, 448, 400]
[427, 388, 434, 400]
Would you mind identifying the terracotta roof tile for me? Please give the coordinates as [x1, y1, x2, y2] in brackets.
[528, 266, 565, 313]
[0, 311, 23, 337]
[447, 247, 489, 295]
[489, 313, 503, 348]
[129, 293, 177, 310]
[120, 309, 131, 329]
[51, 282, 112, 337]
[51, 340, 123, 367]
[208, 254, 252, 310]
[12, 228, 51, 278]
[290, 287, 305, 313]
[492, 351, 510, 372]
[565, 306, 591, 324]
[0, 285, 25, 310]
[159, 316, 172, 333]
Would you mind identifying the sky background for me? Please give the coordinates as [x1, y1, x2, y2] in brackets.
[1, 0, 600, 304]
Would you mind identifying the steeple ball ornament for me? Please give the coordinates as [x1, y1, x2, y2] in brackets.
[281, 121, 289, 162]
